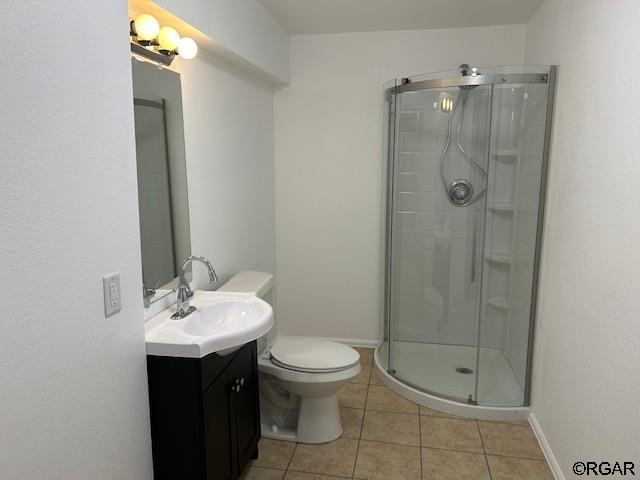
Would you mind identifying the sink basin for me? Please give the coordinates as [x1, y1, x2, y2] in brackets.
[145, 291, 273, 358]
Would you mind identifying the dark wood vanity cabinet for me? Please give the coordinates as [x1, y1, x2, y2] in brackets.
[147, 341, 260, 480]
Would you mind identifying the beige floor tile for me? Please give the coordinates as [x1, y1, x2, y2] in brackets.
[251, 439, 296, 470]
[487, 455, 554, 480]
[340, 408, 364, 439]
[288, 438, 358, 477]
[284, 472, 344, 480]
[351, 362, 372, 384]
[338, 383, 368, 409]
[421, 448, 490, 480]
[361, 410, 420, 446]
[354, 347, 374, 366]
[478, 421, 545, 459]
[369, 367, 384, 385]
[366, 385, 419, 414]
[354, 440, 421, 480]
[241, 466, 286, 480]
[420, 416, 483, 453]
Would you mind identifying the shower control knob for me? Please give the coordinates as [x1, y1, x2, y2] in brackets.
[447, 179, 474, 206]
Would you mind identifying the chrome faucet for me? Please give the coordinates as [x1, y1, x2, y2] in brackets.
[171, 255, 219, 319]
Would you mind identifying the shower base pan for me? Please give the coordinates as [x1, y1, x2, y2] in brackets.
[375, 341, 530, 422]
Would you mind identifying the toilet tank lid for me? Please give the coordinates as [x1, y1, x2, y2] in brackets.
[217, 271, 273, 298]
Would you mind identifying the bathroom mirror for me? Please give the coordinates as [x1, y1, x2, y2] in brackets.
[131, 59, 191, 307]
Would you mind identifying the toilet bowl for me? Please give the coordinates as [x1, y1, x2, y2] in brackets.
[218, 271, 361, 443]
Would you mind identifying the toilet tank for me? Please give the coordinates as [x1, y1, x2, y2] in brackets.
[218, 271, 275, 352]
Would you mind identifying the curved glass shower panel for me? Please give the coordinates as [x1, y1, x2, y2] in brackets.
[387, 84, 492, 403]
[477, 80, 551, 406]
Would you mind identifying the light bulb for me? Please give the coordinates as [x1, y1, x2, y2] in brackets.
[158, 26, 180, 51]
[177, 37, 198, 59]
[133, 14, 160, 41]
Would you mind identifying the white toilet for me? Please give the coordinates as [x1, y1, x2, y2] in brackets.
[218, 271, 361, 444]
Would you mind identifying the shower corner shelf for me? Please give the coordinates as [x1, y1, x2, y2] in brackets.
[486, 297, 509, 310]
[487, 201, 515, 213]
[484, 251, 512, 265]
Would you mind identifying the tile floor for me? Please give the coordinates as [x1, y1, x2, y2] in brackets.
[242, 347, 553, 480]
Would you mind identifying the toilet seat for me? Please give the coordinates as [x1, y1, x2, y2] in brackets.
[270, 336, 360, 373]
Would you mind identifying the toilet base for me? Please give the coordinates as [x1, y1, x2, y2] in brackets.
[260, 393, 343, 444]
[297, 394, 342, 443]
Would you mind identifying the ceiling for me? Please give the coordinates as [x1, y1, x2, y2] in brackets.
[258, 0, 544, 34]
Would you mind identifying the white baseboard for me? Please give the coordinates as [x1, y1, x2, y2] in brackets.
[321, 336, 381, 348]
[278, 334, 380, 348]
[529, 412, 565, 480]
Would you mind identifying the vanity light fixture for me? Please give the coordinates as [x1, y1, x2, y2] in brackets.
[130, 13, 198, 66]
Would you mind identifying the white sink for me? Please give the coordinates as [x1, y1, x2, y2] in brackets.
[144, 291, 273, 358]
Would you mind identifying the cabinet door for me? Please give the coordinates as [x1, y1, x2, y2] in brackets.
[230, 342, 261, 474]
[203, 368, 237, 480]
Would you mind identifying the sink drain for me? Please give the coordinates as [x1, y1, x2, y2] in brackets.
[455, 367, 474, 375]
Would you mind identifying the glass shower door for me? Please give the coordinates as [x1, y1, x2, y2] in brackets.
[387, 84, 493, 403]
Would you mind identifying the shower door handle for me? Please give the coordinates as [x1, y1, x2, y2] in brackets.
[471, 207, 480, 283]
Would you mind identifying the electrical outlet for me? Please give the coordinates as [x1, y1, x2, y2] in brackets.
[103, 273, 121, 318]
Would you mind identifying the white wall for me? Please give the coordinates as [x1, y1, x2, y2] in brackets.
[156, 0, 290, 84]
[524, 1, 640, 477]
[274, 26, 525, 343]
[173, 54, 276, 290]
[0, 1, 153, 478]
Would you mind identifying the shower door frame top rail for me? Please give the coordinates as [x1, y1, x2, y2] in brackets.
[394, 72, 549, 93]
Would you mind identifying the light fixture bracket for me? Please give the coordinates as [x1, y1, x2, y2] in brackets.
[130, 42, 174, 66]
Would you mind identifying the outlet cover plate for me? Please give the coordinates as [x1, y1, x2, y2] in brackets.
[103, 273, 121, 317]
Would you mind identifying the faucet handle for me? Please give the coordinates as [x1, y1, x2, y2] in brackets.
[176, 283, 193, 301]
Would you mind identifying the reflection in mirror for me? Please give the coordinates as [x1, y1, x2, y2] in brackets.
[131, 59, 191, 307]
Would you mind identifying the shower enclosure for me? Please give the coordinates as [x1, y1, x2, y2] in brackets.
[378, 65, 555, 417]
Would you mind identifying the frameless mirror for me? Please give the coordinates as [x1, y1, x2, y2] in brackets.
[131, 60, 191, 307]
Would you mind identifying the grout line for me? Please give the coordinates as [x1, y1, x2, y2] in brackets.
[286, 465, 352, 479]
[364, 408, 420, 418]
[284, 441, 298, 475]
[367, 437, 472, 453]
[418, 409, 424, 479]
[476, 420, 493, 480]
[482, 452, 551, 461]
[351, 372, 372, 478]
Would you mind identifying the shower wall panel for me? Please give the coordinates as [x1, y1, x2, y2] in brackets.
[394, 91, 478, 347]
